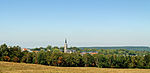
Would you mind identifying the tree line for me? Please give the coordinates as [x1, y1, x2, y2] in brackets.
[0, 44, 150, 68]
[82, 48, 149, 56]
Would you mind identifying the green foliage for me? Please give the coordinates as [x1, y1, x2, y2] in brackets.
[0, 44, 150, 69]
[144, 54, 150, 63]
[46, 45, 52, 50]
[37, 50, 47, 65]
[144, 54, 150, 68]
[20, 51, 35, 63]
[83, 53, 95, 67]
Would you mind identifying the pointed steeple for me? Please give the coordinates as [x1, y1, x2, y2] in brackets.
[64, 38, 68, 53]
[65, 38, 67, 44]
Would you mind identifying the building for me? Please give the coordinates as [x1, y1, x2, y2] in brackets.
[21, 48, 32, 52]
[80, 52, 98, 55]
[64, 39, 67, 53]
[64, 39, 75, 53]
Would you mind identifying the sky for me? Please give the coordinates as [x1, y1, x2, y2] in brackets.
[0, 0, 150, 48]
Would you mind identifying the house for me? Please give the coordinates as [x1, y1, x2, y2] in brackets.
[21, 48, 32, 52]
[32, 51, 39, 53]
[80, 52, 98, 55]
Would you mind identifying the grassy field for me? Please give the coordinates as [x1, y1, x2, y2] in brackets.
[0, 61, 150, 73]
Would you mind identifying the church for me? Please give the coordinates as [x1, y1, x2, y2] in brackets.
[64, 39, 75, 53]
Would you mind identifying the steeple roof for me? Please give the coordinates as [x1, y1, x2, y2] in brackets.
[65, 39, 67, 43]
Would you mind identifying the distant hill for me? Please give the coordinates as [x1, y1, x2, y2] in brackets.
[79, 46, 150, 51]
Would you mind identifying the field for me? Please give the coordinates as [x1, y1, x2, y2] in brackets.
[0, 61, 150, 73]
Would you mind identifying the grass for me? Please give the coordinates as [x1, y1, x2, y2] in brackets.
[0, 61, 150, 73]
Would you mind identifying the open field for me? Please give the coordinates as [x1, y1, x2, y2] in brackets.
[0, 61, 150, 73]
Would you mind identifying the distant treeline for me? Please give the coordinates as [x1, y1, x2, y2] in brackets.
[81, 48, 149, 56]
[80, 46, 150, 51]
[0, 44, 150, 68]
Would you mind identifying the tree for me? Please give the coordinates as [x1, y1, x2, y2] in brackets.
[63, 53, 84, 67]
[0, 43, 150, 69]
[12, 56, 19, 62]
[46, 51, 52, 65]
[135, 56, 144, 68]
[48, 51, 63, 66]
[37, 50, 47, 65]
[21, 52, 34, 63]
[46, 45, 52, 51]
[144, 54, 150, 68]
[83, 53, 95, 67]
[0, 44, 8, 58]
[144, 54, 150, 64]
[94, 54, 109, 68]
[3, 56, 10, 62]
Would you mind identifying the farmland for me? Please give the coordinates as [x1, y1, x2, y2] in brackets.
[0, 61, 150, 73]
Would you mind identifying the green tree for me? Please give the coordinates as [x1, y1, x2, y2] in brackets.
[21, 52, 34, 63]
[37, 50, 47, 65]
[46, 45, 52, 51]
[83, 53, 95, 67]
[144, 54, 150, 68]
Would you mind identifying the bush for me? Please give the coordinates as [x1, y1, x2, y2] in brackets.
[3, 56, 10, 62]
[12, 56, 19, 62]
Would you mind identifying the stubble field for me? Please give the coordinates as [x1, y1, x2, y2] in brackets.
[0, 61, 149, 73]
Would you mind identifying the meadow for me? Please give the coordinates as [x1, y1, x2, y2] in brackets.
[0, 61, 150, 73]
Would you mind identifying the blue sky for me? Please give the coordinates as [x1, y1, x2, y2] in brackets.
[0, 0, 150, 48]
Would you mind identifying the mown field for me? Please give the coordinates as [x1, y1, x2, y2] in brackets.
[0, 61, 150, 73]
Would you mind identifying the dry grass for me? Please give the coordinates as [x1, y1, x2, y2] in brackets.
[0, 61, 150, 73]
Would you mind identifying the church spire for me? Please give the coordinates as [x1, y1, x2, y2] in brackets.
[64, 38, 68, 53]
[65, 38, 67, 44]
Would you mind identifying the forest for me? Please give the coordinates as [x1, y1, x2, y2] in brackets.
[0, 44, 150, 69]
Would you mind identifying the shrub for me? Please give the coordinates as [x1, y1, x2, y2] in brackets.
[3, 56, 10, 62]
[12, 56, 19, 62]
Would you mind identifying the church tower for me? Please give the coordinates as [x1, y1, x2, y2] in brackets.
[64, 39, 67, 53]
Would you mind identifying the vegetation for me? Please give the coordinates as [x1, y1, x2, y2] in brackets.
[0, 44, 150, 69]
[1, 61, 150, 73]
[82, 48, 149, 56]
[80, 46, 150, 51]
